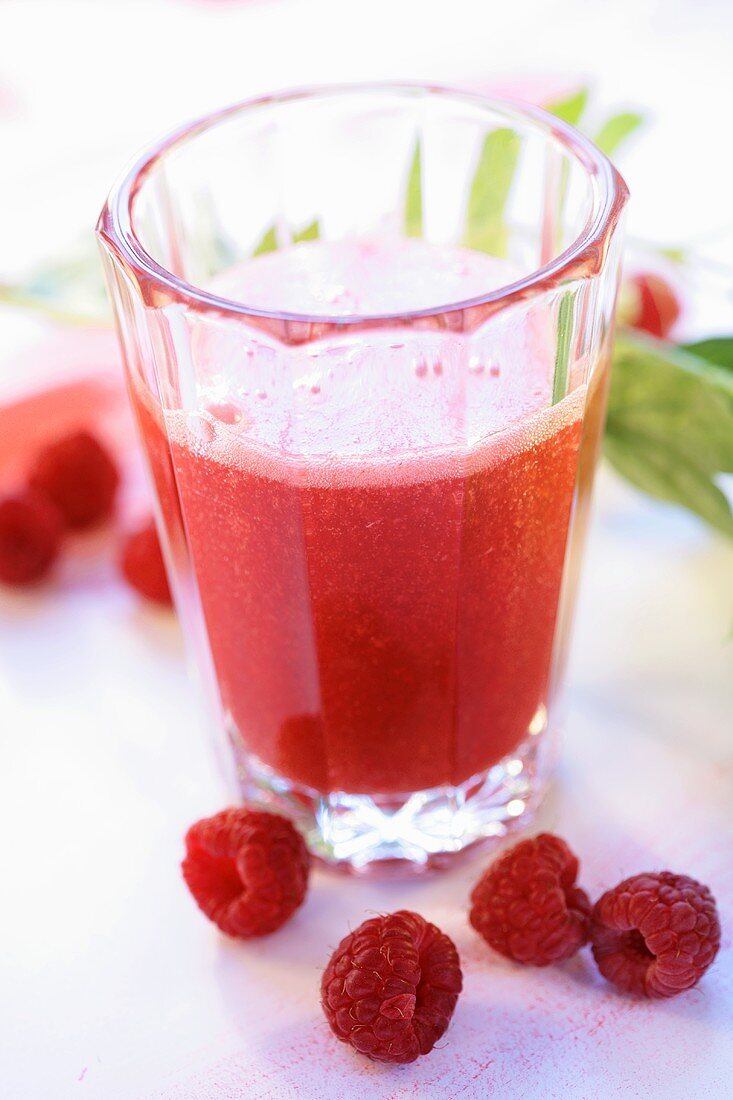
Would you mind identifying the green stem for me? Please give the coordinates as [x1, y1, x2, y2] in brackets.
[552, 291, 575, 405]
[0, 283, 105, 327]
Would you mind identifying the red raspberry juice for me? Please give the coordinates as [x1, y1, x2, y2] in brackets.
[130, 241, 604, 796]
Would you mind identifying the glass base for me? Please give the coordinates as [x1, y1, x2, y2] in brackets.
[229, 710, 554, 875]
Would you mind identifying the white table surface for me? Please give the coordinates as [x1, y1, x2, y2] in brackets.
[1, 2, 732, 1097]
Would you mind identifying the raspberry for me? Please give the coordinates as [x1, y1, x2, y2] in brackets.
[182, 808, 310, 938]
[28, 429, 119, 529]
[0, 490, 63, 586]
[623, 272, 681, 339]
[469, 833, 591, 966]
[120, 519, 172, 606]
[321, 910, 462, 1065]
[590, 871, 721, 998]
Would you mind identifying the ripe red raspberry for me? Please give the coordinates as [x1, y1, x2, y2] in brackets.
[120, 519, 172, 606]
[321, 910, 462, 1065]
[590, 871, 721, 998]
[623, 272, 681, 339]
[182, 808, 310, 938]
[470, 833, 591, 966]
[28, 429, 120, 529]
[0, 490, 63, 586]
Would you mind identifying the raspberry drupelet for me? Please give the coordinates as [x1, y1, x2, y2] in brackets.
[590, 871, 720, 998]
[469, 833, 591, 966]
[321, 910, 462, 1064]
[182, 808, 310, 938]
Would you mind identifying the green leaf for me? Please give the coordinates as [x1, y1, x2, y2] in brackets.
[293, 219, 320, 243]
[604, 432, 733, 536]
[552, 291, 575, 405]
[547, 88, 589, 127]
[404, 140, 422, 238]
[609, 333, 733, 470]
[594, 111, 644, 156]
[604, 332, 733, 536]
[659, 246, 686, 265]
[464, 128, 521, 256]
[546, 92, 589, 252]
[0, 234, 109, 325]
[252, 224, 278, 256]
[681, 336, 733, 372]
[252, 218, 320, 255]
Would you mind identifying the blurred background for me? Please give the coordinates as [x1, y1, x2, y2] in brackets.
[1, 2, 732, 1098]
[3, 0, 733, 270]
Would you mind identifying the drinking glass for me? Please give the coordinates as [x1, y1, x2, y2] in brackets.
[97, 84, 628, 873]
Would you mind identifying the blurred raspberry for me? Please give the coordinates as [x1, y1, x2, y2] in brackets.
[591, 871, 721, 997]
[120, 519, 172, 606]
[621, 272, 681, 339]
[28, 429, 120, 529]
[182, 807, 310, 938]
[321, 910, 462, 1064]
[470, 833, 591, 966]
[0, 490, 63, 586]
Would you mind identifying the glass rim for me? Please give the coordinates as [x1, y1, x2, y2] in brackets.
[97, 81, 629, 326]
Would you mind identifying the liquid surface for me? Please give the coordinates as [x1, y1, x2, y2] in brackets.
[213, 238, 518, 317]
[194, 241, 556, 461]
